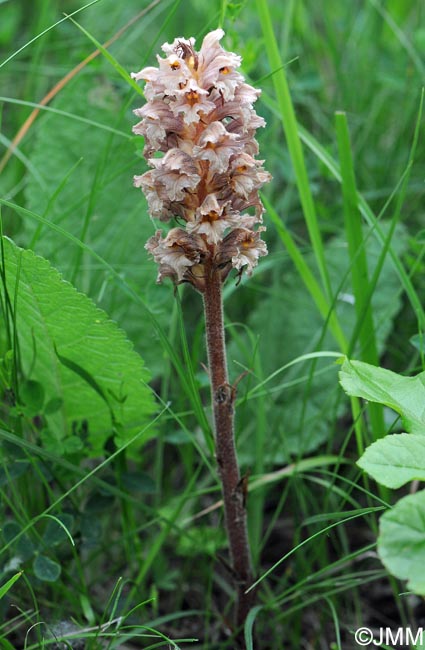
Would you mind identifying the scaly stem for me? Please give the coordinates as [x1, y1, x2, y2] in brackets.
[203, 263, 254, 647]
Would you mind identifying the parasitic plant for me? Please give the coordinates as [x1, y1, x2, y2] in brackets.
[131, 29, 271, 646]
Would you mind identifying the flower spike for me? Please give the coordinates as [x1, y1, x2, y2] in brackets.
[132, 29, 271, 291]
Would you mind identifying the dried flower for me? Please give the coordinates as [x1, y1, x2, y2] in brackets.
[132, 29, 271, 290]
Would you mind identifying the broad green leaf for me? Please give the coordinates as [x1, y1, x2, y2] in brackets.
[378, 490, 425, 595]
[339, 358, 425, 435]
[44, 397, 63, 415]
[358, 433, 425, 488]
[80, 514, 102, 544]
[23, 74, 171, 375]
[33, 554, 61, 583]
[0, 236, 156, 456]
[20, 379, 45, 416]
[0, 460, 29, 487]
[2, 521, 36, 562]
[84, 492, 115, 514]
[121, 470, 156, 494]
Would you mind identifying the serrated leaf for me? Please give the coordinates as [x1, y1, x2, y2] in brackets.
[358, 433, 425, 488]
[33, 554, 61, 582]
[378, 491, 425, 595]
[339, 358, 425, 435]
[1, 236, 156, 456]
[23, 75, 170, 375]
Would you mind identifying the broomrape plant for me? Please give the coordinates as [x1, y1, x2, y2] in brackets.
[131, 29, 271, 646]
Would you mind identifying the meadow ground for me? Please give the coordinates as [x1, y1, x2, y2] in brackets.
[1, 1, 424, 648]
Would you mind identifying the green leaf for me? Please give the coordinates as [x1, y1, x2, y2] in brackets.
[0, 349, 13, 390]
[176, 526, 227, 557]
[84, 492, 115, 514]
[358, 433, 425, 488]
[2, 521, 36, 562]
[20, 379, 45, 416]
[62, 436, 83, 454]
[23, 74, 170, 375]
[2, 521, 21, 545]
[410, 333, 425, 354]
[164, 430, 193, 445]
[0, 460, 30, 487]
[255, 0, 332, 300]
[0, 572, 22, 600]
[80, 514, 102, 544]
[121, 470, 156, 494]
[0, 636, 17, 650]
[33, 554, 61, 582]
[339, 358, 425, 435]
[44, 397, 63, 415]
[0, 236, 157, 457]
[378, 491, 425, 595]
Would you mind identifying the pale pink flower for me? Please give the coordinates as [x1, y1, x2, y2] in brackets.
[193, 121, 240, 173]
[161, 36, 196, 58]
[133, 101, 184, 155]
[219, 227, 268, 275]
[197, 29, 242, 99]
[133, 172, 166, 220]
[156, 54, 193, 94]
[132, 29, 271, 289]
[149, 149, 200, 202]
[171, 79, 216, 124]
[228, 153, 272, 199]
[186, 195, 240, 245]
[145, 228, 206, 283]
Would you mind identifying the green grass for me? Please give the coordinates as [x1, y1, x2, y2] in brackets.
[1, 0, 424, 647]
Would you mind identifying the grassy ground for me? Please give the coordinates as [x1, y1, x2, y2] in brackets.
[1, 0, 424, 648]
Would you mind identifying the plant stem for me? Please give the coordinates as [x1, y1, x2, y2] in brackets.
[203, 263, 254, 646]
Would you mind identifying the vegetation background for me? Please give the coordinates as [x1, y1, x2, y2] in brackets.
[0, 0, 424, 648]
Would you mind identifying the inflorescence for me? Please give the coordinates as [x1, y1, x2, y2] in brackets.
[132, 29, 271, 292]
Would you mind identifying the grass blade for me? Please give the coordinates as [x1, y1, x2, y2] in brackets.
[335, 111, 384, 441]
[255, 0, 332, 300]
[0, 571, 23, 600]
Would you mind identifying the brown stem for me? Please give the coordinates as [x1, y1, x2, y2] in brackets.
[203, 262, 254, 647]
